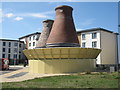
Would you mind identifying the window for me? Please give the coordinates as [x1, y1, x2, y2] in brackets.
[14, 43, 18, 47]
[13, 54, 17, 58]
[19, 51, 21, 53]
[33, 35, 35, 40]
[33, 42, 35, 46]
[8, 48, 11, 53]
[92, 32, 97, 39]
[2, 54, 5, 58]
[29, 37, 31, 41]
[2, 48, 5, 52]
[9, 42, 11, 47]
[3, 42, 6, 46]
[14, 48, 17, 53]
[19, 55, 21, 59]
[82, 42, 86, 48]
[82, 34, 86, 40]
[8, 54, 11, 59]
[92, 41, 97, 48]
[19, 44, 21, 47]
[29, 43, 31, 47]
[13, 54, 15, 58]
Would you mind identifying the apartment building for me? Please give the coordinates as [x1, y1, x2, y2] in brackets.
[18, 28, 119, 66]
[19, 32, 41, 49]
[77, 28, 119, 66]
[0, 39, 25, 64]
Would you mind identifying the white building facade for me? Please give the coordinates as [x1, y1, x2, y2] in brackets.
[77, 28, 119, 66]
[78, 30, 101, 64]
[19, 32, 41, 49]
[0, 39, 25, 64]
[18, 28, 119, 66]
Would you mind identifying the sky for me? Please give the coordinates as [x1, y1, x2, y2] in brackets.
[0, 2, 118, 39]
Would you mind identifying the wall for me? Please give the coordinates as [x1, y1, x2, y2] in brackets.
[77, 31, 101, 64]
[0, 41, 2, 59]
[19, 38, 28, 49]
[77, 33, 81, 46]
[29, 59, 96, 74]
[79, 31, 101, 48]
[0, 40, 25, 64]
[100, 31, 118, 64]
[20, 34, 39, 49]
[0, 41, 19, 59]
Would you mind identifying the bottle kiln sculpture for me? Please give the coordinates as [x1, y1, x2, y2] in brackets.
[23, 5, 101, 74]
[36, 20, 54, 48]
[46, 5, 80, 47]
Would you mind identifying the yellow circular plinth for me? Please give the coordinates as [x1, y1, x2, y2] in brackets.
[23, 47, 101, 60]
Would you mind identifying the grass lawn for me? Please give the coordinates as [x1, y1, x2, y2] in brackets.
[2, 72, 120, 89]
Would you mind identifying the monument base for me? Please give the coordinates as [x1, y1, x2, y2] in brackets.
[29, 59, 96, 74]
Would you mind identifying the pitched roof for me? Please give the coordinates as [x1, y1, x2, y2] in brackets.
[0, 39, 24, 43]
[18, 28, 118, 40]
[77, 28, 118, 34]
[19, 32, 41, 39]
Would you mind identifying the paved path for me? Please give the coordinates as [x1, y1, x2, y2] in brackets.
[0, 66, 70, 82]
[0, 66, 110, 83]
[0, 66, 23, 75]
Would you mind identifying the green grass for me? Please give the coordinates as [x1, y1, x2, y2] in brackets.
[2, 72, 120, 88]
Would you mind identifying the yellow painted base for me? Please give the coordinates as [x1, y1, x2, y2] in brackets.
[29, 59, 96, 74]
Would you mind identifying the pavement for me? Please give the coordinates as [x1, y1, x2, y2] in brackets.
[0, 65, 70, 82]
[1, 65, 111, 83]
